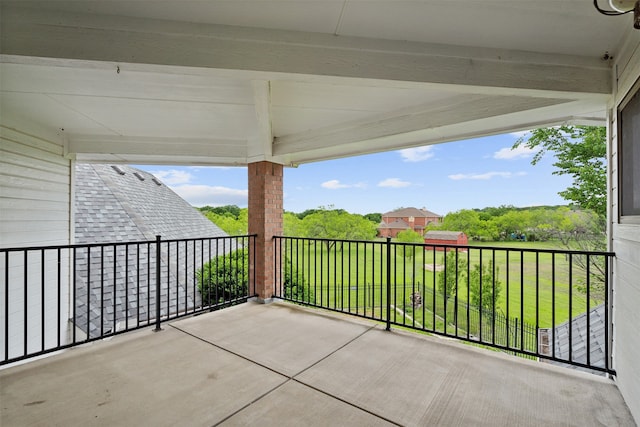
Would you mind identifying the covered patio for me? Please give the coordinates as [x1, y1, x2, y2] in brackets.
[1, 301, 633, 426]
[2, 1, 640, 424]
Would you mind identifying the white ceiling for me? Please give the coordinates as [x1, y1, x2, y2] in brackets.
[0, 1, 631, 166]
[3, 0, 628, 56]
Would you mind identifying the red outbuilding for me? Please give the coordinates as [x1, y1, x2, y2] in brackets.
[424, 230, 468, 251]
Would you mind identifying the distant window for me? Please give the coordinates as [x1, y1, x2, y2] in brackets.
[133, 172, 145, 181]
[620, 85, 640, 217]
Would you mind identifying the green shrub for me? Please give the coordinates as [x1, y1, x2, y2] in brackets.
[283, 260, 313, 302]
[197, 249, 310, 304]
[197, 248, 248, 305]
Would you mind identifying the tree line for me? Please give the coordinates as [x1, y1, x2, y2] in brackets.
[199, 204, 380, 240]
[199, 203, 602, 244]
[428, 205, 603, 243]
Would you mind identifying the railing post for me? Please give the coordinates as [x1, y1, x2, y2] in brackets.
[605, 252, 612, 376]
[386, 237, 391, 331]
[154, 235, 162, 332]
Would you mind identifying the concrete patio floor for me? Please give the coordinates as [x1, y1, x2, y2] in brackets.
[0, 301, 635, 426]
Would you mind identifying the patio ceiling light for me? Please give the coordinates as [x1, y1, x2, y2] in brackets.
[594, 0, 640, 28]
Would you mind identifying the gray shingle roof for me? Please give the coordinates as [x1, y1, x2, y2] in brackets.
[539, 304, 607, 373]
[384, 219, 410, 229]
[75, 164, 227, 242]
[73, 164, 230, 337]
[383, 207, 441, 218]
[553, 304, 607, 370]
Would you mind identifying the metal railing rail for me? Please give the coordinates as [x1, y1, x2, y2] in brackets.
[1, 234, 256, 366]
[273, 236, 615, 374]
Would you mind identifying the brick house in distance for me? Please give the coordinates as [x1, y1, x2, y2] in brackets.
[378, 207, 442, 238]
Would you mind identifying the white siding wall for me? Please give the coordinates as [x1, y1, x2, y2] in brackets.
[611, 30, 640, 424]
[0, 119, 72, 361]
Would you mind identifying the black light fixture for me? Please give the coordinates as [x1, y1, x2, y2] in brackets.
[594, 0, 640, 28]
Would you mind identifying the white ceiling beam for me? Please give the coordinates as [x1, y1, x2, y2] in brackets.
[73, 153, 249, 167]
[1, 5, 611, 97]
[247, 81, 274, 163]
[272, 99, 605, 165]
[66, 135, 247, 160]
[273, 95, 569, 156]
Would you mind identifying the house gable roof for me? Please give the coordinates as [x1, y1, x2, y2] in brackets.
[73, 164, 229, 336]
[75, 164, 226, 243]
[383, 207, 441, 218]
[383, 219, 410, 229]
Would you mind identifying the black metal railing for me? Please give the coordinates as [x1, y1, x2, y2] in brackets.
[273, 236, 615, 374]
[0, 234, 256, 365]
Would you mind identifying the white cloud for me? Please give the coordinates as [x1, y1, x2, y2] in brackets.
[322, 180, 349, 189]
[378, 178, 411, 188]
[494, 145, 538, 160]
[321, 180, 366, 190]
[150, 169, 193, 185]
[398, 146, 435, 162]
[170, 184, 248, 207]
[448, 171, 525, 181]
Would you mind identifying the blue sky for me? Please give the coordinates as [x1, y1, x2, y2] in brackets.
[137, 131, 571, 216]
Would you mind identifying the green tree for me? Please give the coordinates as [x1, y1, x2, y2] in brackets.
[199, 204, 242, 218]
[494, 210, 532, 240]
[396, 229, 424, 243]
[437, 250, 467, 299]
[298, 207, 377, 248]
[513, 126, 606, 218]
[514, 126, 608, 297]
[468, 261, 502, 314]
[526, 207, 569, 241]
[297, 207, 347, 219]
[283, 212, 303, 236]
[202, 208, 248, 235]
[434, 209, 498, 241]
[364, 213, 382, 223]
[475, 205, 516, 221]
[395, 229, 425, 258]
[556, 209, 607, 300]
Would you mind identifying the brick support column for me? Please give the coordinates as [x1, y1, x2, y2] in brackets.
[248, 161, 283, 301]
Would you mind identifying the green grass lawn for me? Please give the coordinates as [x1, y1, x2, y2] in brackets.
[468, 240, 566, 250]
[280, 239, 608, 333]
